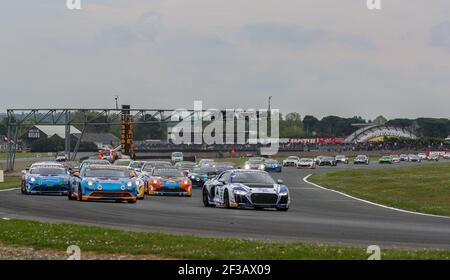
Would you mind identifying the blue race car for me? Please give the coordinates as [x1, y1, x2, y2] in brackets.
[68, 164, 142, 203]
[21, 162, 70, 195]
[263, 159, 282, 173]
[202, 170, 289, 211]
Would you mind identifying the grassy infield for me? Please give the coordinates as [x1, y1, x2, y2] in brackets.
[0, 162, 449, 259]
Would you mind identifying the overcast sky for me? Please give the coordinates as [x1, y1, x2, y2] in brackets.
[1, 0, 450, 119]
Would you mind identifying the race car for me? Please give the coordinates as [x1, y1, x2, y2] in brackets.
[353, 155, 370, 165]
[316, 156, 337, 166]
[213, 162, 236, 173]
[335, 155, 349, 164]
[263, 159, 282, 172]
[296, 158, 316, 169]
[379, 155, 393, 164]
[147, 168, 192, 196]
[188, 166, 218, 188]
[400, 154, 409, 161]
[244, 158, 266, 170]
[202, 170, 289, 211]
[418, 153, 427, 160]
[171, 152, 184, 163]
[68, 165, 142, 203]
[21, 162, 71, 195]
[199, 159, 215, 167]
[175, 161, 197, 172]
[283, 156, 300, 166]
[408, 154, 421, 162]
[390, 155, 401, 163]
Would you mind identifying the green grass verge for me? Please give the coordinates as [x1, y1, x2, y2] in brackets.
[309, 163, 450, 217]
[0, 219, 449, 259]
[0, 177, 20, 190]
[0, 152, 45, 160]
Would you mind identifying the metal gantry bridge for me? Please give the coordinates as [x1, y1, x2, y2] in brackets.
[5, 107, 273, 171]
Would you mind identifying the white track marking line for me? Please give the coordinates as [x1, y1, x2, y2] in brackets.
[303, 174, 450, 219]
[0, 188, 19, 192]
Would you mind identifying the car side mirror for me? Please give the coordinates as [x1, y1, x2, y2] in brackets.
[277, 179, 284, 184]
[72, 171, 80, 177]
[218, 179, 226, 185]
[21, 170, 27, 175]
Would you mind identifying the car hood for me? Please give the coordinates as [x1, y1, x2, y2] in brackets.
[233, 183, 284, 194]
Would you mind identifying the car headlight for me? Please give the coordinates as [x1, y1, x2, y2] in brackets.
[259, 164, 265, 170]
[87, 180, 94, 186]
[30, 177, 36, 183]
[153, 179, 158, 184]
[135, 180, 141, 186]
[190, 175, 195, 179]
[183, 180, 189, 185]
[234, 190, 247, 196]
[244, 164, 250, 169]
[279, 192, 288, 196]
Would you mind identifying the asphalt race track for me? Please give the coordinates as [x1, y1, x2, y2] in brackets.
[1, 161, 450, 249]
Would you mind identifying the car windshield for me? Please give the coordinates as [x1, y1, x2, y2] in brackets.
[288, 157, 298, 160]
[172, 153, 183, 157]
[249, 159, 264, 164]
[152, 169, 182, 178]
[113, 160, 130, 166]
[336, 155, 345, 158]
[231, 172, 275, 185]
[357, 156, 366, 159]
[300, 158, 313, 162]
[30, 167, 66, 176]
[84, 168, 130, 178]
[265, 160, 278, 164]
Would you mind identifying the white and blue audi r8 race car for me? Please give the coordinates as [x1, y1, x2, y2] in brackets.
[202, 170, 290, 211]
[21, 162, 71, 195]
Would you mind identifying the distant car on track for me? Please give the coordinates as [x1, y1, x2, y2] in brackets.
[335, 155, 349, 164]
[199, 159, 215, 168]
[202, 170, 289, 211]
[390, 155, 401, 163]
[296, 158, 316, 169]
[68, 165, 142, 202]
[175, 161, 197, 172]
[400, 154, 409, 161]
[55, 152, 67, 162]
[244, 158, 266, 170]
[379, 156, 393, 164]
[316, 156, 337, 166]
[353, 155, 370, 165]
[418, 153, 427, 161]
[188, 166, 218, 188]
[263, 159, 282, 172]
[147, 168, 192, 196]
[213, 162, 236, 173]
[129, 161, 146, 173]
[408, 154, 421, 162]
[283, 156, 300, 167]
[171, 152, 184, 163]
[21, 162, 70, 195]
